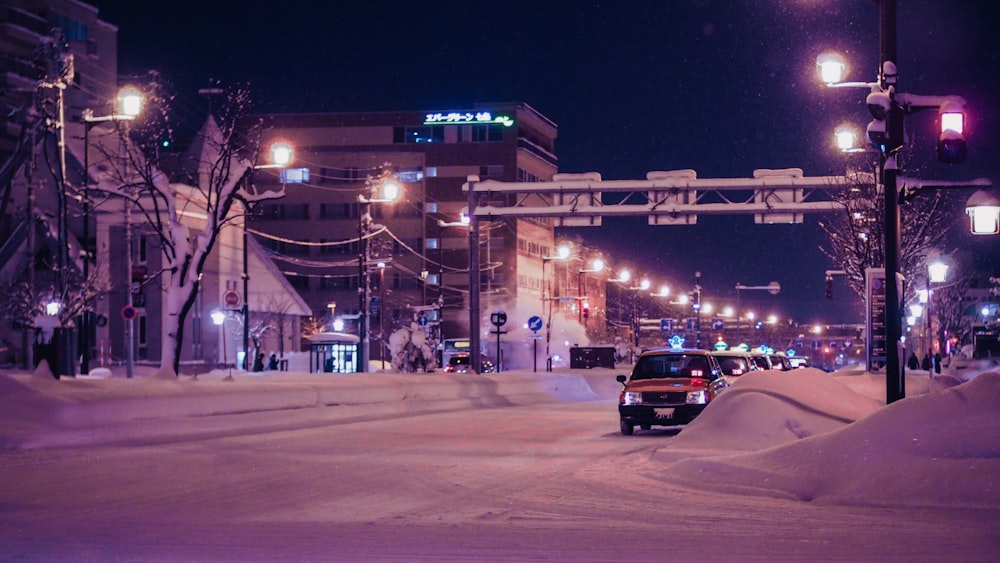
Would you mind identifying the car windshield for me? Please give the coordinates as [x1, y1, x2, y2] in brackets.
[631, 354, 711, 380]
[752, 356, 770, 369]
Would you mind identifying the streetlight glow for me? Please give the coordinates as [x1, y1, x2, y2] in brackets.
[118, 86, 143, 117]
[270, 143, 293, 166]
[816, 53, 847, 84]
[966, 190, 1000, 235]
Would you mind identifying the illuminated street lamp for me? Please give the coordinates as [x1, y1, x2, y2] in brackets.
[358, 169, 402, 372]
[577, 257, 605, 324]
[82, 86, 144, 378]
[817, 12, 995, 403]
[242, 142, 294, 371]
[966, 190, 1000, 235]
[541, 244, 571, 368]
[211, 310, 232, 381]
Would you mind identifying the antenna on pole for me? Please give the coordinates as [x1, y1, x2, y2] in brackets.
[198, 80, 224, 116]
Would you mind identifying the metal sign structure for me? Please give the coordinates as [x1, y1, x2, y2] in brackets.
[464, 169, 851, 374]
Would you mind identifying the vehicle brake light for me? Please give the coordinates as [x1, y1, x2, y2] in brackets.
[688, 378, 707, 387]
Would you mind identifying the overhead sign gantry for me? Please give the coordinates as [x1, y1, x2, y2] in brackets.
[462, 168, 851, 373]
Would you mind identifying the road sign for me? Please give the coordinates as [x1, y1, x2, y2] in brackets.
[659, 318, 673, 333]
[417, 315, 428, 327]
[527, 315, 543, 332]
[121, 305, 137, 321]
[711, 318, 724, 332]
[490, 310, 508, 327]
[223, 290, 242, 308]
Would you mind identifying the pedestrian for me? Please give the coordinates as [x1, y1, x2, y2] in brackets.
[934, 352, 942, 374]
[921, 353, 931, 371]
[253, 352, 264, 372]
[268, 352, 278, 371]
[907, 351, 919, 370]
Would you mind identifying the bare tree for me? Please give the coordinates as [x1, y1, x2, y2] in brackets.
[818, 166, 956, 304]
[90, 78, 283, 377]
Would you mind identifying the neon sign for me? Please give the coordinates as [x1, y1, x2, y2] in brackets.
[424, 111, 514, 127]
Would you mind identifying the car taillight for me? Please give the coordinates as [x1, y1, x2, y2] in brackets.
[688, 378, 707, 387]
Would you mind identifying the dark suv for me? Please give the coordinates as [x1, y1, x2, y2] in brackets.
[616, 348, 728, 435]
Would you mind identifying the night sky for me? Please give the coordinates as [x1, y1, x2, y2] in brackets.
[92, 0, 1000, 326]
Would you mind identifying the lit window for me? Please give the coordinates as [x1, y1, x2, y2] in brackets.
[280, 168, 310, 184]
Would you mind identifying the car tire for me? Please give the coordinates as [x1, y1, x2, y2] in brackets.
[620, 420, 634, 436]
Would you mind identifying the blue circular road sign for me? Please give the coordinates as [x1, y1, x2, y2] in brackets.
[527, 315, 543, 332]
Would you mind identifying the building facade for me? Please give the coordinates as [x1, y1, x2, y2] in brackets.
[255, 103, 562, 368]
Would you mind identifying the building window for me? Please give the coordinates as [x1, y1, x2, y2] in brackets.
[426, 238, 439, 250]
[393, 126, 444, 144]
[471, 124, 504, 142]
[479, 165, 503, 178]
[288, 275, 310, 290]
[280, 168, 310, 184]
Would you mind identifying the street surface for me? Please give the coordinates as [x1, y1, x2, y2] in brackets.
[1, 379, 995, 561]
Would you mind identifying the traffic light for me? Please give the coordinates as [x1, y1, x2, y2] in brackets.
[582, 301, 590, 320]
[825, 275, 833, 299]
[866, 90, 891, 152]
[937, 100, 967, 164]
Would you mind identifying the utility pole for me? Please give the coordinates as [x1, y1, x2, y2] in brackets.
[467, 176, 481, 374]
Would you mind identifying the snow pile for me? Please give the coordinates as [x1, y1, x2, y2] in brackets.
[658, 369, 1000, 509]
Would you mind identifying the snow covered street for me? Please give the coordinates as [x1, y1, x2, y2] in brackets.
[1, 365, 997, 561]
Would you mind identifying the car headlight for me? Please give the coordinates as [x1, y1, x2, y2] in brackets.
[686, 390, 707, 404]
[623, 391, 642, 406]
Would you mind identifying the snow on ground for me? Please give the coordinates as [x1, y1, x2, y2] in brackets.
[661, 367, 1000, 509]
[1, 360, 998, 514]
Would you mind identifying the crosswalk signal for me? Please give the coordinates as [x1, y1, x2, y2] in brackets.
[825, 275, 834, 299]
[582, 301, 590, 320]
[937, 100, 967, 164]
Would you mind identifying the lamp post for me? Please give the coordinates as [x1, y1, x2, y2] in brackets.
[211, 310, 232, 381]
[578, 257, 605, 325]
[358, 170, 401, 373]
[541, 244, 571, 369]
[242, 142, 293, 371]
[734, 281, 781, 346]
[693, 272, 702, 349]
[926, 256, 949, 375]
[437, 210, 470, 348]
[81, 87, 143, 376]
[817, 1, 996, 403]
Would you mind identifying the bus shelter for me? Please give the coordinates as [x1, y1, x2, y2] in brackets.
[308, 332, 360, 373]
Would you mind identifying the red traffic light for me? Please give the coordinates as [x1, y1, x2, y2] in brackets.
[938, 101, 967, 164]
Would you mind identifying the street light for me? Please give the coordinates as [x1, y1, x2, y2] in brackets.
[817, 7, 995, 403]
[541, 244, 571, 369]
[82, 86, 144, 378]
[358, 169, 402, 373]
[242, 141, 294, 372]
[211, 310, 232, 381]
[577, 257, 605, 324]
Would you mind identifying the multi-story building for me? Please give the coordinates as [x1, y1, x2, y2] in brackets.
[1, 0, 118, 160]
[255, 103, 562, 367]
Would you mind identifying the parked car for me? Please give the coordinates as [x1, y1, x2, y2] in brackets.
[787, 356, 811, 369]
[444, 353, 495, 373]
[616, 348, 728, 435]
[712, 350, 758, 382]
[749, 352, 773, 371]
[768, 353, 792, 370]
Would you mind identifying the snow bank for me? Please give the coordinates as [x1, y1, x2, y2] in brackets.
[658, 370, 1000, 509]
